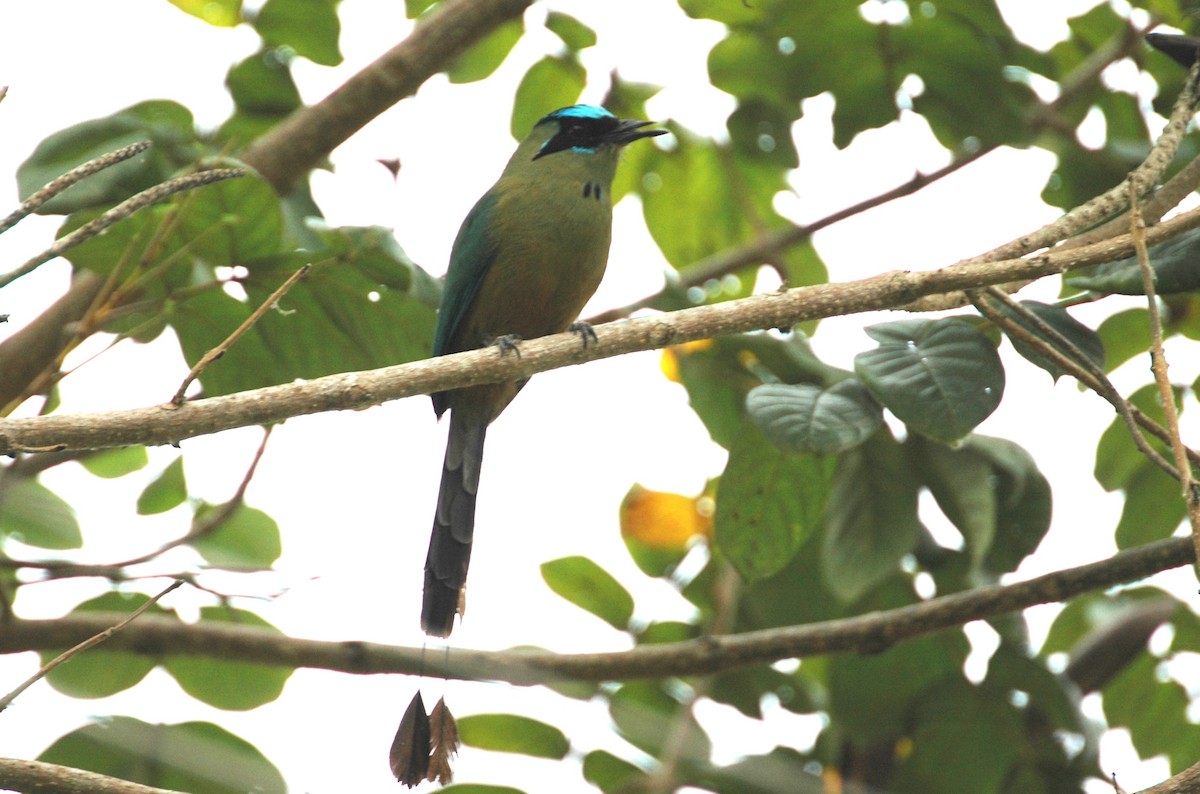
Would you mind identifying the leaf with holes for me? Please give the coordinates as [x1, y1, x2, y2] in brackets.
[714, 422, 835, 581]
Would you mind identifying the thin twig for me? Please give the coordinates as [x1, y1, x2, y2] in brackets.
[0, 579, 182, 713]
[588, 145, 995, 325]
[970, 289, 1183, 481]
[5, 429, 272, 577]
[1129, 183, 1200, 562]
[0, 141, 153, 236]
[0, 168, 247, 290]
[172, 265, 310, 405]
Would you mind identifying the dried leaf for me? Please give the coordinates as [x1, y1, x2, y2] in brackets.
[427, 696, 460, 784]
[377, 158, 401, 180]
[389, 691, 431, 787]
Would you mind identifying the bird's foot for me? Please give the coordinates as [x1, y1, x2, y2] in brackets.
[570, 322, 598, 349]
[488, 333, 523, 358]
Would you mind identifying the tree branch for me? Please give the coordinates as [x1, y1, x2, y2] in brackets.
[1138, 760, 1200, 794]
[0, 758, 182, 794]
[6, 206, 1200, 455]
[0, 536, 1188, 685]
[0, 0, 529, 411]
[238, 0, 532, 193]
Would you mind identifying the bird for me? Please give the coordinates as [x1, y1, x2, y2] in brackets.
[421, 104, 665, 637]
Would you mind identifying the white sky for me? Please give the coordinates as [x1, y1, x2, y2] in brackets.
[0, 0, 1190, 791]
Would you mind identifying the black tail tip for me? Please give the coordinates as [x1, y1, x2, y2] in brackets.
[421, 590, 459, 638]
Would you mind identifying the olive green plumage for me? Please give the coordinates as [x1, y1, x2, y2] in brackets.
[422, 105, 664, 637]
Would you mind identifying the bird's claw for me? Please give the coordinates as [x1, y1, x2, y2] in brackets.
[570, 322, 598, 349]
[488, 333, 523, 358]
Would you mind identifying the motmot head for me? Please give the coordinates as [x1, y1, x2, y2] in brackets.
[531, 104, 665, 161]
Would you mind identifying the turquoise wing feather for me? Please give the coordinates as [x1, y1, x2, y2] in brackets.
[431, 190, 500, 416]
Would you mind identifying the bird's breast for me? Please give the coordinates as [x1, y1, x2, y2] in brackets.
[458, 176, 614, 345]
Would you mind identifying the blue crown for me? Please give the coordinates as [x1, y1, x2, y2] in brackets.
[539, 104, 615, 124]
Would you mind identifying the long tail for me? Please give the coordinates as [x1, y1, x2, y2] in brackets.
[422, 411, 487, 637]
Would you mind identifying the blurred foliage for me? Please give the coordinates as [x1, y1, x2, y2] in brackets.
[7, 0, 1200, 791]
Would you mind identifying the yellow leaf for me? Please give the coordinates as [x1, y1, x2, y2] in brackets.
[620, 484, 712, 550]
[660, 339, 714, 383]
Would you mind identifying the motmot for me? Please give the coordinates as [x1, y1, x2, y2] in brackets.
[422, 105, 665, 637]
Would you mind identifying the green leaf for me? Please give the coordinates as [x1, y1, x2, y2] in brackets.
[17, 100, 200, 214]
[985, 642, 1084, 733]
[636, 620, 700, 645]
[255, 0, 342, 66]
[167, 0, 241, 26]
[1094, 383, 1176, 491]
[440, 786, 526, 794]
[1002, 300, 1105, 380]
[0, 476, 82, 549]
[641, 133, 791, 270]
[727, 98, 801, 169]
[822, 432, 922, 603]
[137, 457, 187, 515]
[79, 447, 149, 479]
[829, 630, 968, 742]
[1039, 587, 1170, 658]
[172, 227, 439, 397]
[41, 592, 168, 698]
[405, 0, 438, 17]
[909, 436, 997, 566]
[225, 49, 301, 114]
[540, 556, 634, 630]
[1115, 464, 1185, 548]
[912, 434, 1052, 574]
[190, 503, 282, 568]
[969, 436, 1053, 575]
[1096, 308, 1152, 373]
[1104, 652, 1200, 773]
[583, 750, 646, 794]
[714, 421, 834, 581]
[448, 19, 523, 83]
[854, 318, 1005, 444]
[163, 607, 292, 710]
[457, 714, 569, 759]
[511, 56, 586, 140]
[665, 337, 765, 450]
[175, 168, 283, 267]
[39, 718, 286, 794]
[609, 680, 710, 759]
[545, 11, 596, 51]
[746, 379, 882, 455]
[1068, 226, 1200, 295]
[891, 678, 1027, 792]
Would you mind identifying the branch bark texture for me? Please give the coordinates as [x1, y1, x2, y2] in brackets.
[0, 537, 1188, 686]
[0, 758, 181, 794]
[5, 207, 1200, 455]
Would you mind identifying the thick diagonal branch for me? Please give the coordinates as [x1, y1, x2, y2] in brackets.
[0, 0, 531, 411]
[5, 205, 1200, 455]
[239, 0, 532, 192]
